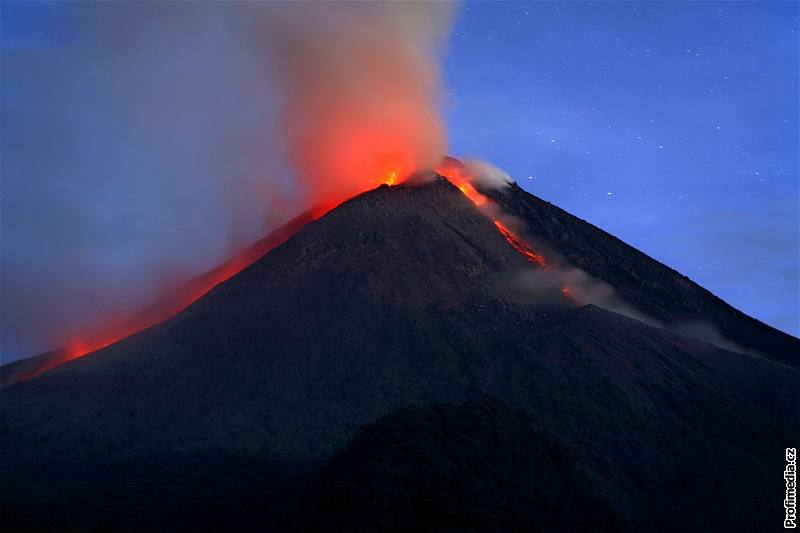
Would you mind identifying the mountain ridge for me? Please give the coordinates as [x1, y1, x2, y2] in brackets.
[482, 180, 798, 365]
[1, 173, 797, 531]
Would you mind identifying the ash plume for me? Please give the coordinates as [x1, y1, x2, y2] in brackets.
[1, 2, 453, 363]
[247, 2, 452, 204]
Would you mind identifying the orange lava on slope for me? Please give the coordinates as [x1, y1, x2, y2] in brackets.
[561, 287, 578, 303]
[433, 160, 583, 302]
[436, 160, 546, 268]
[6, 203, 337, 386]
[6, 162, 566, 386]
[436, 159, 489, 207]
[6, 164, 412, 386]
[493, 220, 547, 267]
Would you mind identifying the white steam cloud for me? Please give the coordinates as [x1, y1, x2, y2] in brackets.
[463, 159, 513, 190]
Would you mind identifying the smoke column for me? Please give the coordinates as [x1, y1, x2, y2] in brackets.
[1, 2, 453, 363]
[248, 2, 452, 203]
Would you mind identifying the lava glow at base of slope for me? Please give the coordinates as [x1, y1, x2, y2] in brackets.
[8, 203, 337, 385]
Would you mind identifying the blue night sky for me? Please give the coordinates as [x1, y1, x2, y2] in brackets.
[446, 1, 799, 336]
[1, 1, 798, 362]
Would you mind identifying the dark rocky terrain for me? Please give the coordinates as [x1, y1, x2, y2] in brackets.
[300, 397, 622, 533]
[1, 174, 797, 531]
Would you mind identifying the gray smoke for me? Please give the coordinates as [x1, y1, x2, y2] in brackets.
[1, 2, 453, 363]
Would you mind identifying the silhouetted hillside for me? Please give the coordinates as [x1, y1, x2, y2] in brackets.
[301, 397, 621, 533]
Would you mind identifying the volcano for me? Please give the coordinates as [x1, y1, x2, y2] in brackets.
[1, 167, 798, 532]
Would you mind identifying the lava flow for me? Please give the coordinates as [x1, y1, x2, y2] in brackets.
[5, 166, 417, 387]
[4, 165, 413, 387]
[7, 163, 563, 387]
[435, 160, 547, 268]
[432, 160, 584, 306]
[492, 220, 547, 267]
[5, 203, 337, 386]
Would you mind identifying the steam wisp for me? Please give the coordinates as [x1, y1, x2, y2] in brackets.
[438, 157, 653, 320]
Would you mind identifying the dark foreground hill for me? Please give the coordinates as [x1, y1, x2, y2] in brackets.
[1, 174, 798, 531]
[300, 397, 622, 533]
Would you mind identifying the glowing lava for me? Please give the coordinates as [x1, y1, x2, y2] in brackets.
[436, 161, 545, 267]
[561, 287, 580, 304]
[5, 204, 336, 386]
[434, 159, 581, 301]
[7, 161, 569, 387]
[7, 164, 409, 386]
[493, 220, 547, 267]
[436, 158, 490, 206]
[384, 171, 398, 186]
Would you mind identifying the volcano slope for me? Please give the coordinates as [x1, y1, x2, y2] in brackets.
[1, 175, 798, 531]
[480, 180, 799, 367]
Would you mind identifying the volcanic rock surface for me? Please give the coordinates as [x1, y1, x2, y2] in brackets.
[300, 397, 623, 533]
[1, 174, 798, 531]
